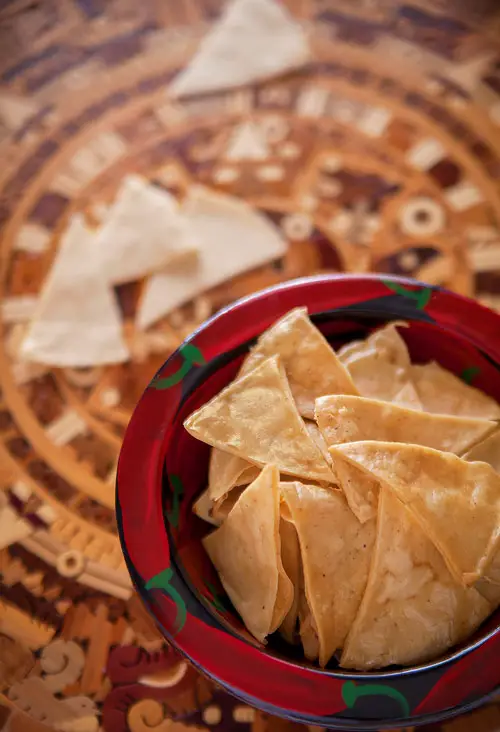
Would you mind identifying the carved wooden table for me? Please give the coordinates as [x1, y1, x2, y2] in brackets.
[1, 1, 500, 730]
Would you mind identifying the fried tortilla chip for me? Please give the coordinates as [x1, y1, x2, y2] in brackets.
[279, 515, 301, 644]
[304, 420, 333, 467]
[331, 442, 500, 585]
[203, 465, 293, 642]
[208, 448, 260, 503]
[341, 487, 491, 670]
[281, 482, 375, 667]
[464, 429, 500, 471]
[193, 486, 244, 526]
[412, 361, 500, 419]
[184, 356, 335, 483]
[315, 395, 495, 455]
[329, 459, 379, 524]
[338, 323, 421, 407]
[240, 308, 357, 419]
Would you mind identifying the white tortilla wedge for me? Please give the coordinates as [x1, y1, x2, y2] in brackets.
[240, 307, 357, 419]
[412, 361, 500, 419]
[95, 175, 198, 285]
[341, 487, 491, 670]
[184, 356, 335, 483]
[331, 441, 500, 585]
[203, 465, 293, 642]
[21, 215, 129, 367]
[137, 187, 287, 329]
[169, 0, 311, 98]
[281, 481, 375, 667]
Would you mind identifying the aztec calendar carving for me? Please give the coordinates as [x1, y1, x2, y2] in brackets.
[1, 0, 500, 730]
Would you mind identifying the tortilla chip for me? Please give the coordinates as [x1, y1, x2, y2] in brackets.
[341, 487, 491, 670]
[96, 175, 198, 285]
[331, 441, 500, 585]
[169, 0, 311, 98]
[298, 585, 319, 661]
[338, 323, 420, 406]
[281, 481, 375, 667]
[193, 486, 244, 526]
[240, 308, 357, 419]
[304, 420, 333, 467]
[392, 381, 422, 410]
[412, 361, 500, 419]
[315, 395, 495, 455]
[279, 516, 301, 644]
[21, 215, 129, 367]
[193, 488, 217, 525]
[184, 356, 335, 483]
[330, 459, 379, 524]
[203, 465, 293, 642]
[464, 429, 500, 471]
[208, 448, 260, 503]
[137, 187, 287, 329]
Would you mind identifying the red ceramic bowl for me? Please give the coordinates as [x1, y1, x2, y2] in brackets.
[117, 274, 500, 730]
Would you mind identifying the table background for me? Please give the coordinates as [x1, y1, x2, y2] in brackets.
[1, 1, 500, 730]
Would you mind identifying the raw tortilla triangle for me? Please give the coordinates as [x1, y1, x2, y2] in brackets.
[203, 465, 293, 642]
[240, 307, 357, 419]
[331, 441, 500, 585]
[225, 121, 270, 161]
[21, 215, 129, 367]
[412, 361, 500, 419]
[340, 487, 491, 670]
[137, 186, 287, 329]
[281, 481, 375, 667]
[338, 322, 421, 408]
[315, 395, 495, 455]
[169, 0, 311, 98]
[95, 174, 197, 285]
[208, 448, 260, 503]
[184, 356, 334, 483]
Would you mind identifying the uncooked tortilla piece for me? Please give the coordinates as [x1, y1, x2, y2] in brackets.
[331, 441, 500, 585]
[412, 361, 500, 419]
[184, 356, 334, 483]
[338, 323, 421, 408]
[95, 175, 197, 285]
[21, 215, 129, 367]
[240, 307, 357, 419]
[208, 448, 260, 503]
[137, 186, 287, 329]
[341, 487, 491, 670]
[169, 0, 311, 98]
[281, 481, 375, 667]
[203, 465, 293, 642]
[315, 395, 495, 455]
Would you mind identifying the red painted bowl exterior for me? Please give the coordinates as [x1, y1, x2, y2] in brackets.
[117, 274, 500, 730]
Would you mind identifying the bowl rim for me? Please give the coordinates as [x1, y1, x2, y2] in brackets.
[117, 273, 500, 717]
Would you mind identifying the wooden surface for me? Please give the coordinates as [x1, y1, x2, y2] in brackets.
[1, 1, 500, 730]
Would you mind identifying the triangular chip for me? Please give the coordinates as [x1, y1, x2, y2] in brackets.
[315, 395, 495, 455]
[203, 465, 293, 641]
[95, 175, 198, 285]
[304, 421, 332, 467]
[184, 356, 334, 483]
[393, 381, 422, 410]
[21, 215, 129, 367]
[412, 361, 500, 419]
[340, 487, 491, 670]
[193, 486, 244, 526]
[338, 323, 420, 407]
[169, 0, 311, 98]
[279, 515, 301, 644]
[225, 121, 270, 161]
[281, 482, 375, 667]
[464, 429, 500, 470]
[137, 187, 287, 329]
[208, 448, 260, 503]
[329, 459, 379, 524]
[331, 441, 500, 585]
[240, 308, 357, 419]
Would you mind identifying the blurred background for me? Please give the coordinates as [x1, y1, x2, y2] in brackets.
[1, 1, 500, 730]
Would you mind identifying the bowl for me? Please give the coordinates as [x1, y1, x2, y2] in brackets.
[117, 274, 500, 730]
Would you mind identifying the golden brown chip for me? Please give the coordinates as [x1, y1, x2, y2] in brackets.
[203, 465, 293, 642]
[184, 356, 335, 483]
[463, 429, 500, 470]
[239, 307, 357, 419]
[330, 458, 379, 524]
[193, 486, 245, 526]
[279, 516, 301, 644]
[315, 395, 495, 455]
[412, 361, 500, 419]
[208, 448, 260, 503]
[331, 441, 500, 585]
[341, 487, 491, 670]
[281, 481, 375, 667]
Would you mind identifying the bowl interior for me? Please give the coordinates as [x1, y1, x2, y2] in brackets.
[162, 309, 500, 674]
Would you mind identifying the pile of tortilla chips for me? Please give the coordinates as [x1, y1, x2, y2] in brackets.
[184, 308, 500, 670]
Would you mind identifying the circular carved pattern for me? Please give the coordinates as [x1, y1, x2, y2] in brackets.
[1, 1, 500, 731]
